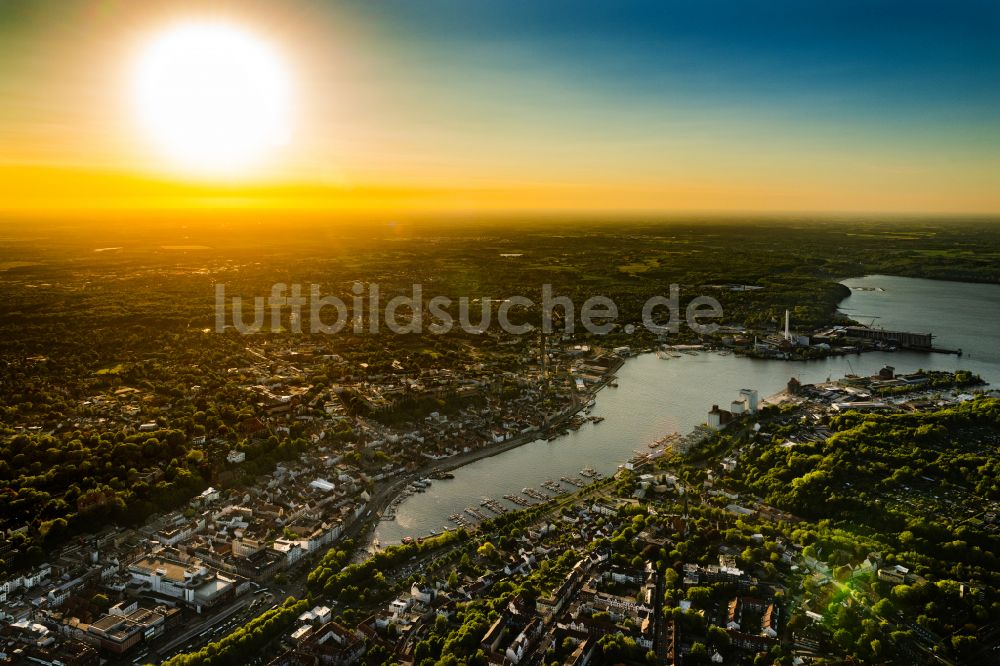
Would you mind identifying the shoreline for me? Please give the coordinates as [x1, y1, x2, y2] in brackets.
[354, 356, 625, 549]
[405, 367, 621, 478]
[363, 345, 983, 547]
[361, 351, 852, 546]
[422, 356, 625, 475]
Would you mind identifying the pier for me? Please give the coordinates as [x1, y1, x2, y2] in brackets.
[650, 432, 681, 449]
[843, 325, 950, 351]
[929, 346, 962, 355]
[560, 476, 586, 487]
[523, 488, 549, 501]
[480, 497, 508, 514]
[464, 506, 490, 521]
[448, 513, 471, 527]
[503, 493, 532, 506]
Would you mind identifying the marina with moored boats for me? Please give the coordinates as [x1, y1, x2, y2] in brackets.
[375, 286, 995, 548]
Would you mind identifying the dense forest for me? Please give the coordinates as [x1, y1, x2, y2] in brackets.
[716, 397, 1000, 659]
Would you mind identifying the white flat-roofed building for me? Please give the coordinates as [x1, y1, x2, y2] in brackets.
[127, 557, 237, 612]
[309, 478, 336, 493]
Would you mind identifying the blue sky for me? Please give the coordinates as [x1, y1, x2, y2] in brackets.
[1, 0, 998, 213]
[355, 0, 999, 121]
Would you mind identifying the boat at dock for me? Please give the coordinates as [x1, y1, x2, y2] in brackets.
[503, 493, 532, 506]
[465, 506, 490, 521]
[430, 471, 455, 480]
[369, 281, 1000, 547]
[650, 432, 682, 449]
[480, 497, 508, 514]
[619, 450, 655, 471]
[449, 513, 472, 527]
[523, 488, 549, 501]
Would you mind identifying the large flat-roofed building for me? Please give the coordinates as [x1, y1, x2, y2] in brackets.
[86, 614, 143, 654]
[73, 605, 179, 656]
[127, 556, 237, 612]
[844, 326, 933, 349]
[128, 557, 205, 602]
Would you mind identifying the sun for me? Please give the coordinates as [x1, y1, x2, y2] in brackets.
[132, 21, 292, 176]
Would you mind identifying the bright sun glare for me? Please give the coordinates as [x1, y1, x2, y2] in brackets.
[133, 21, 292, 176]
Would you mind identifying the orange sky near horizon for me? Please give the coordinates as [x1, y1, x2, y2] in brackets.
[1, 0, 998, 218]
[5, 164, 999, 220]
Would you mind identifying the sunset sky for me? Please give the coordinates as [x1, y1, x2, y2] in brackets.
[1, 0, 998, 217]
